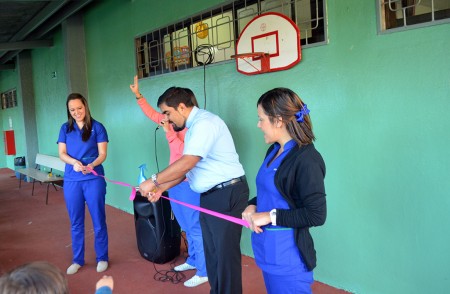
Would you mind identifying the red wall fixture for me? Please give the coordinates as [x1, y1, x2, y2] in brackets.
[4, 130, 16, 155]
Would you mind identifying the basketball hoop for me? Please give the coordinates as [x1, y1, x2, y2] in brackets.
[233, 12, 301, 75]
[230, 52, 270, 74]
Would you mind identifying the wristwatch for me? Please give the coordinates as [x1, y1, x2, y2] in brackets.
[269, 209, 277, 226]
[151, 173, 160, 187]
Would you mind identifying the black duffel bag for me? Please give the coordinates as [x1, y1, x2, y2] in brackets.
[14, 156, 25, 167]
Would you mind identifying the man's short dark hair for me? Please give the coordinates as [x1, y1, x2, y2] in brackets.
[157, 87, 198, 109]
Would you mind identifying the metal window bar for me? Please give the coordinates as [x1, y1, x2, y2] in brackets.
[1, 89, 17, 109]
[388, 0, 422, 27]
[381, 0, 450, 32]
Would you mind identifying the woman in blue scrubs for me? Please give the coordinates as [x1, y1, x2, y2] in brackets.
[57, 93, 109, 275]
[242, 88, 326, 294]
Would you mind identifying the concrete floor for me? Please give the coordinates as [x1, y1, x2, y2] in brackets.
[0, 168, 349, 293]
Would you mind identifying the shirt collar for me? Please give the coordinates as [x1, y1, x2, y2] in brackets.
[273, 139, 297, 153]
[186, 106, 199, 128]
[284, 139, 297, 150]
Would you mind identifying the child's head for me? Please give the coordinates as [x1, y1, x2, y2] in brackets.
[0, 261, 68, 294]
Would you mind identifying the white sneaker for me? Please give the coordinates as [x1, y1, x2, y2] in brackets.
[66, 263, 81, 275]
[184, 275, 208, 287]
[96, 261, 108, 273]
[174, 262, 196, 272]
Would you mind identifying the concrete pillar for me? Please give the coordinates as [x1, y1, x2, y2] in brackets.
[17, 51, 38, 167]
[62, 13, 89, 99]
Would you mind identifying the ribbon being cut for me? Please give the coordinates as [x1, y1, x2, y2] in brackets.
[86, 166, 250, 228]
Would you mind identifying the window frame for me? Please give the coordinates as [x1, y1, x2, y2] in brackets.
[376, 0, 450, 34]
[1, 89, 17, 110]
[135, 0, 328, 78]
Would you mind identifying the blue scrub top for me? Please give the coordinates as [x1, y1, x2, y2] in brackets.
[57, 119, 108, 181]
[252, 140, 309, 275]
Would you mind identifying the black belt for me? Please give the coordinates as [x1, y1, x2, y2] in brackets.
[202, 176, 246, 196]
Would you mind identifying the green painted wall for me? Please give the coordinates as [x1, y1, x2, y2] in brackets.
[0, 31, 67, 171]
[31, 30, 68, 158]
[1, 0, 449, 293]
[0, 70, 25, 169]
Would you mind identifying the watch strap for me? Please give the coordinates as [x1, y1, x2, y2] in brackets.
[269, 209, 277, 226]
[151, 174, 160, 187]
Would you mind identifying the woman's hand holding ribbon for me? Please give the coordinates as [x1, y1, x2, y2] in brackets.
[81, 163, 94, 175]
[73, 161, 94, 175]
[242, 205, 264, 233]
[249, 212, 271, 233]
[73, 160, 84, 172]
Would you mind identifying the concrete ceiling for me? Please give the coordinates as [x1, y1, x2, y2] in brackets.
[0, 0, 93, 70]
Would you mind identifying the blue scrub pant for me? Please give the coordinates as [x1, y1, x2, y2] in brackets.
[64, 179, 108, 265]
[263, 270, 313, 294]
[169, 181, 207, 277]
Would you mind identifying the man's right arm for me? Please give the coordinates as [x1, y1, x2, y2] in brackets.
[156, 154, 201, 185]
[139, 154, 201, 198]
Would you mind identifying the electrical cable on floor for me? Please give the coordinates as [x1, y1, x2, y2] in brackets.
[152, 263, 186, 284]
[152, 232, 189, 284]
[148, 200, 186, 284]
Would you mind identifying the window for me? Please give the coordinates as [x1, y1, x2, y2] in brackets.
[1, 89, 17, 110]
[378, 0, 450, 32]
[135, 0, 327, 78]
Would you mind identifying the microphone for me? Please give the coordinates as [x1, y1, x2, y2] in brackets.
[156, 121, 165, 130]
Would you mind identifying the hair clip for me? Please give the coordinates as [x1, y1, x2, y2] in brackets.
[295, 104, 310, 122]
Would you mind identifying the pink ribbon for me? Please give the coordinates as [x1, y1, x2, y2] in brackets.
[159, 195, 250, 228]
[86, 167, 249, 228]
[87, 168, 136, 201]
